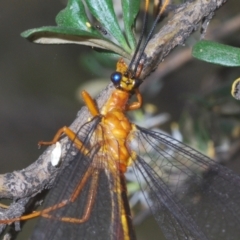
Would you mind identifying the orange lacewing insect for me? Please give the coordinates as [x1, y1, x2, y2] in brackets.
[1, 0, 240, 240]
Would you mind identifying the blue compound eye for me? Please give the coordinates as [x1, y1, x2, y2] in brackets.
[111, 72, 122, 86]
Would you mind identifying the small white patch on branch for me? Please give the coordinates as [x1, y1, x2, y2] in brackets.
[51, 142, 62, 167]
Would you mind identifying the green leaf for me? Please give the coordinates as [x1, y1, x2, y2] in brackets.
[21, 27, 131, 59]
[21, 0, 106, 48]
[56, 0, 92, 31]
[121, 0, 140, 50]
[21, 0, 136, 59]
[22, 26, 102, 46]
[85, 0, 131, 53]
[192, 40, 240, 67]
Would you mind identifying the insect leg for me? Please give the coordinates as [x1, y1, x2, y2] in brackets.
[4, 168, 98, 224]
[81, 90, 100, 117]
[41, 169, 99, 223]
[38, 127, 89, 155]
[126, 89, 143, 111]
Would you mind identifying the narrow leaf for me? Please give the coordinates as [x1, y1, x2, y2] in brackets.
[56, 0, 91, 31]
[85, 0, 131, 53]
[192, 40, 240, 67]
[21, 27, 131, 59]
[21, 0, 133, 58]
[21, 27, 103, 46]
[121, 0, 141, 50]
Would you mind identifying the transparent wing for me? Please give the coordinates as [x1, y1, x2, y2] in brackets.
[130, 125, 240, 240]
[31, 117, 136, 240]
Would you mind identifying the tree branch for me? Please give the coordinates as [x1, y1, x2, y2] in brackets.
[0, 0, 228, 234]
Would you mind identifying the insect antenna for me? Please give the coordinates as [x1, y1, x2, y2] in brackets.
[127, 0, 150, 76]
[128, 0, 170, 78]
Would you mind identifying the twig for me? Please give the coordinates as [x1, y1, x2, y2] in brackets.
[0, 0, 228, 234]
[153, 13, 240, 80]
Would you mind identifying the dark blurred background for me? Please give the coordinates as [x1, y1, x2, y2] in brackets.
[0, 0, 240, 239]
[0, 0, 88, 173]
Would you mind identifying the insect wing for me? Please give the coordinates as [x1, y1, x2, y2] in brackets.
[130, 125, 240, 240]
[31, 118, 135, 240]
